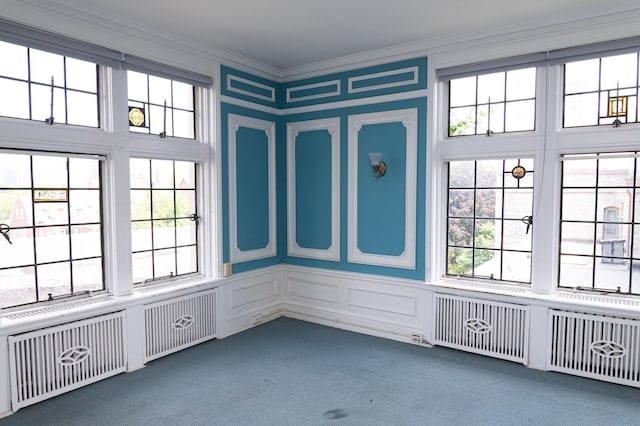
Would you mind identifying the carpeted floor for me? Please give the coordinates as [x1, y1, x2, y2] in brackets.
[2, 317, 639, 425]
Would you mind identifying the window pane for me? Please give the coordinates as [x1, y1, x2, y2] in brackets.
[176, 218, 197, 246]
[564, 93, 599, 127]
[132, 252, 153, 283]
[71, 224, 102, 259]
[69, 190, 101, 223]
[0, 41, 28, 79]
[176, 246, 197, 275]
[154, 248, 176, 277]
[32, 156, 67, 188]
[65, 58, 97, 92]
[30, 84, 65, 123]
[561, 222, 595, 256]
[151, 160, 174, 188]
[173, 81, 194, 110]
[149, 75, 172, 106]
[502, 251, 531, 282]
[449, 76, 476, 107]
[559, 255, 592, 288]
[565, 59, 599, 94]
[505, 100, 535, 132]
[69, 158, 100, 189]
[29, 49, 64, 86]
[561, 189, 596, 221]
[153, 220, 175, 248]
[448, 189, 474, 217]
[34, 202, 68, 226]
[0, 78, 29, 119]
[67, 91, 98, 127]
[175, 161, 196, 188]
[562, 158, 596, 187]
[598, 157, 635, 186]
[0, 229, 34, 268]
[449, 106, 476, 136]
[37, 261, 71, 300]
[447, 159, 533, 283]
[601, 53, 637, 91]
[506, 68, 536, 100]
[35, 227, 70, 263]
[127, 71, 148, 102]
[477, 72, 505, 104]
[173, 109, 195, 139]
[130, 159, 199, 284]
[0, 189, 31, 224]
[0, 266, 35, 308]
[72, 258, 103, 293]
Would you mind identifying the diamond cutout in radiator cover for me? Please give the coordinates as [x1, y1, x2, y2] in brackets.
[464, 318, 492, 334]
[590, 340, 626, 359]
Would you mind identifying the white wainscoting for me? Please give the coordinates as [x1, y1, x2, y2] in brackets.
[281, 266, 428, 344]
[216, 267, 284, 338]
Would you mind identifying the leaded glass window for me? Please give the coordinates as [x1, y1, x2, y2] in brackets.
[0, 41, 99, 127]
[448, 68, 536, 136]
[0, 151, 104, 309]
[563, 52, 640, 127]
[447, 158, 534, 283]
[127, 71, 195, 139]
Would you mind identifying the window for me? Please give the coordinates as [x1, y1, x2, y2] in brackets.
[559, 152, 640, 294]
[563, 52, 640, 128]
[0, 151, 104, 309]
[448, 67, 536, 136]
[130, 158, 199, 284]
[447, 158, 534, 283]
[0, 40, 99, 127]
[127, 71, 195, 139]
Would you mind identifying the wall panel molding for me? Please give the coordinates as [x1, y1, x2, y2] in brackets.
[228, 114, 277, 263]
[347, 108, 418, 269]
[287, 118, 340, 261]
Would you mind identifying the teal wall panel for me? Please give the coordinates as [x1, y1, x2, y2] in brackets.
[295, 130, 332, 250]
[235, 126, 270, 251]
[356, 122, 407, 256]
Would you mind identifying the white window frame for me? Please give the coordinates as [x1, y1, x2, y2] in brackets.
[0, 46, 216, 309]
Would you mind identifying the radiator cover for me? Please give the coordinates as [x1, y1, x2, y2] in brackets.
[144, 289, 216, 362]
[434, 293, 529, 363]
[548, 310, 640, 387]
[8, 311, 126, 410]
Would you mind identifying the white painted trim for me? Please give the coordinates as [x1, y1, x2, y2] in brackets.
[226, 74, 276, 103]
[286, 80, 341, 103]
[227, 114, 277, 263]
[348, 66, 419, 94]
[347, 108, 418, 269]
[221, 89, 429, 116]
[286, 118, 340, 261]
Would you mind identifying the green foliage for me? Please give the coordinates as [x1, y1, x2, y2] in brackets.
[448, 221, 495, 275]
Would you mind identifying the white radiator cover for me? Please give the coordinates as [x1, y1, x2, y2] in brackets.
[548, 310, 640, 387]
[433, 294, 529, 363]
[8, 311, 126, 410]
[144, 289, 216, 362]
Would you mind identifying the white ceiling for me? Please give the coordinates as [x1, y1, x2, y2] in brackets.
[36, 0, 640, 70]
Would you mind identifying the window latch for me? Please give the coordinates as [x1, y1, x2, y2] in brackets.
[0, 223, 12, 244]
[521, 215, 533, 234]
[189, 213, 200, 223]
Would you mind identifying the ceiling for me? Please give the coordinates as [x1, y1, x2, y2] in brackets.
[41, 0, 640, 70]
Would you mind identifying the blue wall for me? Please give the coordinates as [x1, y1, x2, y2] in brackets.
[221, 57, 427, 280]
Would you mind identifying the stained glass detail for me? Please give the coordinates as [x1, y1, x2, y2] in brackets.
[129, 106, 146, 127]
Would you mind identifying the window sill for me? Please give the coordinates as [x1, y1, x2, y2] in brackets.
[429, 278, 640, 318]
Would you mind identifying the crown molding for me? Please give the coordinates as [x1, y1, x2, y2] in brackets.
[1, 0, 282, 80]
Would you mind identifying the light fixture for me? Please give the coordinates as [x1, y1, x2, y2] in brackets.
[368, 152, 386, 178]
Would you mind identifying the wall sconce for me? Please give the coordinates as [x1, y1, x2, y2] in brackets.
[368, 152, 386, 178]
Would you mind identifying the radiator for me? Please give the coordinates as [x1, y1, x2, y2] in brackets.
[8, 311, 126, 410]
[433, 294, 529, 363]
[548, 310, 640, 387]
[144, 289, 216, 362]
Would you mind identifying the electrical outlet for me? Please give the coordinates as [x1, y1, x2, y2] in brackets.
[410, 332, 424, 343]
[223, 263, 232, 277]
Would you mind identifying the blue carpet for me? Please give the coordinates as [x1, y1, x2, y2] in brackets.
[2, 317, 639, 425]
